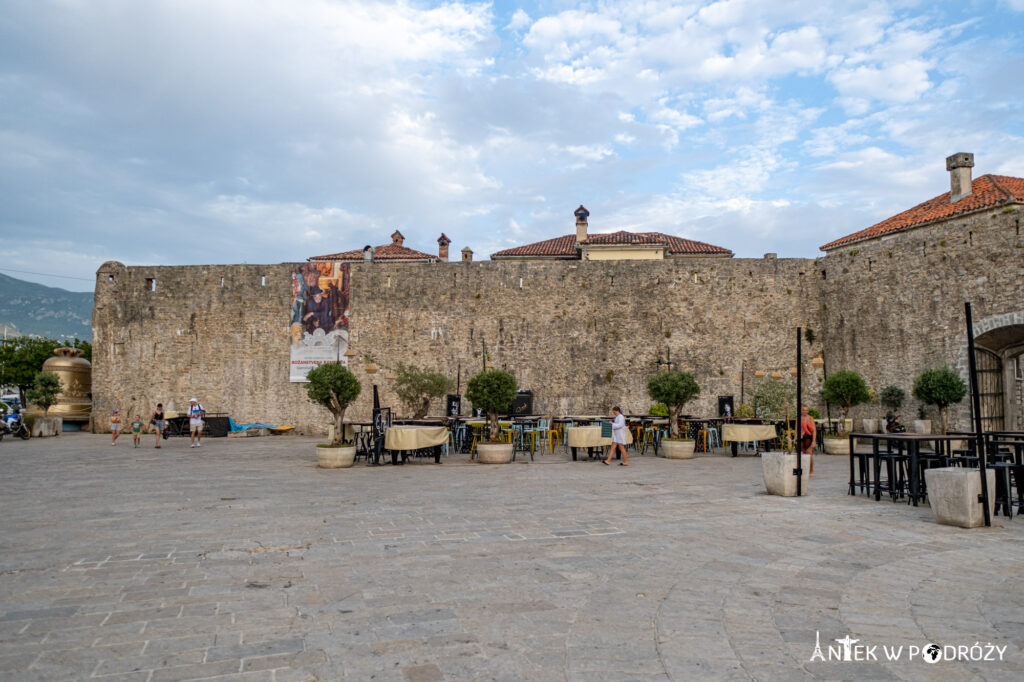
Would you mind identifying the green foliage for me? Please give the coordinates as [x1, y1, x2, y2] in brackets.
[804, 328, 816, 344]
[913, 367, 967, 434]
[648, 403, 669, 417]
[393, 363, 453, 418]
[305, 363, 362, 445]
[466, 370, 517, 442]
[808, 407, 821, 419]
[879, 385, 905, 411]
[751, 378, 795, 420]
[647, 371, 700, 438]
[821, 370, 871, 432]
[735, 403, 755, 418]
[26, 371, 62, 416]
[0, 337, 73, 405]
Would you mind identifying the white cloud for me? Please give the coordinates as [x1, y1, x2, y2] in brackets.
[506, 9, 531, 31]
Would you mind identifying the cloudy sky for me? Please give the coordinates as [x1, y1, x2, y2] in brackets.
[2, 0, 1023, 292]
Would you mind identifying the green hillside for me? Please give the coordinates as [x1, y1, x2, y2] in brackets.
[0, 273, 93, 341]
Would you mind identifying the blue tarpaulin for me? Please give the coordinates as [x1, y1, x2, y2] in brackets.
[228, 417, 278, 432]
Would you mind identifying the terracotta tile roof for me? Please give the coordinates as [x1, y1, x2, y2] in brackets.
[820, 174, 1024, 251]
[491, 231, 731, 259]
[491, 235, 580, 259]
[309, 243, 438, 262]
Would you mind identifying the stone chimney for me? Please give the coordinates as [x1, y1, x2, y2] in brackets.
[391, 230, 405, 246]
[461, 246, 473, 262]
[437, 233, 451, 262]
[574, 205, 590, 243]
[946, 153, 974, 203]
[362, 245, 374, 263]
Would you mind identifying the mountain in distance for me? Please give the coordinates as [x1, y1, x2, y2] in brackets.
[0, 272, 93, 341]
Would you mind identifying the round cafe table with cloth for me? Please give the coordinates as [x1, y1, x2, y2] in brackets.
[384, 425, 450, 464]
[722, 423, 778, 456]
[566, 425, 632, 461]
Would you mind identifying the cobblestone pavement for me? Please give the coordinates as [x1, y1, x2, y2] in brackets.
[1, 433, 1022, 681]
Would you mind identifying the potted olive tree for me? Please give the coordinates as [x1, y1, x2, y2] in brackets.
[879, 385, 905, 433]
[306, 363, 362, 468]
[466, 369, 517, 464]
[393, 363, 454, 418]
[820, 370, 871, 454]
[912, 367, 966, 435]
[647, 370, 700, 459]
[26, 371, 62, 437]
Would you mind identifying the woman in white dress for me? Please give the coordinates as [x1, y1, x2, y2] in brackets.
[604, 406, 629, 466]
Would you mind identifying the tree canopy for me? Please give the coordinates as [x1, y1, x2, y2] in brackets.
[466, 370, 516, 442]
[393, 363, 453, 418]
[647, 370, 700, 439]
[821, 370, 871, 433]
[305, 363, 361, 445]
[26, 371, 62, 416]
[913, 367, 967, 434]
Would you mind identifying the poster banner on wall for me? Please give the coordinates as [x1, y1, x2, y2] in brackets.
[289, 261, 350, 382]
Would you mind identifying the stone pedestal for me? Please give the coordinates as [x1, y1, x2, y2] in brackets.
[317, 445, 356, 468]
[31, 416, 62, 437]
[762, 451, 809, 497]
[914, 420, 932, 435]
[476, 443, 513, 464]
[925, 467, 996, 528]
[861, 419, 878, 434]
[662, 439, 695, 459]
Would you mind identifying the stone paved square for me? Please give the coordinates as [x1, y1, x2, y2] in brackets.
[1, 434, 1022, 680]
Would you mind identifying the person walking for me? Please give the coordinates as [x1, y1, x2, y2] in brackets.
[799, 405, 816, 476]
[150, 403, 166, 448]
[130, 414, 143, 448]
[604, 406, 629, 466]
[188, 398, 205, 448]
[110, 409, 121, 446]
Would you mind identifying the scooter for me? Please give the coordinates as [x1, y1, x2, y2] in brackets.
[0, 410, 30, 440]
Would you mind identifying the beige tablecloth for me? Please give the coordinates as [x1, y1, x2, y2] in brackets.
[384, 426, 450, 450]
[566, 425, 632, 448]
[722, 424, 778, 443]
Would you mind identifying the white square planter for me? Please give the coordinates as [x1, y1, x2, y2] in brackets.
[762, 451, 810, 497]
[925, 467, 996, 528]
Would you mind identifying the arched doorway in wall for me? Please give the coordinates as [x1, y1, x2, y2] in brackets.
[974, 323, 1024, 432]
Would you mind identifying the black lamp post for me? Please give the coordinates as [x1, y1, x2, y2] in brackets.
[655, 348, 674, 372]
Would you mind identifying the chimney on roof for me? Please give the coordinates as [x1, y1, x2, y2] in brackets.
[363, 245, 374, 263]
[391, 230, 404, 246]
[946, 152, 974, 203]
[437, 233, 451, 262]
[574, 205, 589, 243]
[461, 246, 473, 262]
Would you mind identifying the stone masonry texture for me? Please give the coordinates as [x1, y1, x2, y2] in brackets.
[91, 204, 1023, 434]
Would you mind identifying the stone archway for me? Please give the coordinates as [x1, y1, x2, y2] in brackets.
[956, 310, 1024, 431]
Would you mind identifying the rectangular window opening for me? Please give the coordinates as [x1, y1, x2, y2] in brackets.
[146, 278, 156, 292]
[261, 275, 266, 287]
[107, 275, 114, 283]
[220, 276, 225, 287]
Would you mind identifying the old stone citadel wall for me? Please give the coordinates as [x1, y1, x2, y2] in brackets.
[92, 257, 822, 433]
[92, 206, 1023, 435]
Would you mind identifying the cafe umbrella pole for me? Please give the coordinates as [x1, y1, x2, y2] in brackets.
[964, 302, 991, 527]
[795, 327, 803, 497]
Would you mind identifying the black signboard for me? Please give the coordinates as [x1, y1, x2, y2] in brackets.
[718, 396, 734, 418]
[446, 394, 462, 417]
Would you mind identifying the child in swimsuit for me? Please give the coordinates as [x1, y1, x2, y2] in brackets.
[110, 410, 121, 445]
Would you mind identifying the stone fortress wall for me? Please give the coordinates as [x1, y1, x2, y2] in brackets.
[92, 204, 1023, 435]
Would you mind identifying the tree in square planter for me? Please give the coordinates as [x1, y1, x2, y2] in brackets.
[26, 371, 62, 437]
[912, 367, 966, 435]
[821, 370, 871, 454]
[306, 363, 362, 468]
[466, 369, 517, 463]
[393, 363, 454, 419]
[647, 370, 700, 459]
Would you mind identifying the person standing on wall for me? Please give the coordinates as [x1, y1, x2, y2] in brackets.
[604, 406, 629, 466]
[188, 398, 205, 448]
[800, 405, 816, 476]
[150, 403, 166, 449]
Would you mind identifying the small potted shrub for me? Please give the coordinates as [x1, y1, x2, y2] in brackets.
[912, 367, 966, 435]
[820, 370, 871, 454]
[393, 363, 454, 418]
[306, 363, 362, 468]
[647, 370, 700, 459]
[26, 371, 62, 437]
[466, 369, 517, 463]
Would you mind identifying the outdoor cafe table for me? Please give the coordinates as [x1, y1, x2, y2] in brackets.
[721, 423, 778, 457]
[565, 425, 632, 461]
[383, 425, 449, 464]
[848, 433, 968, 506]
